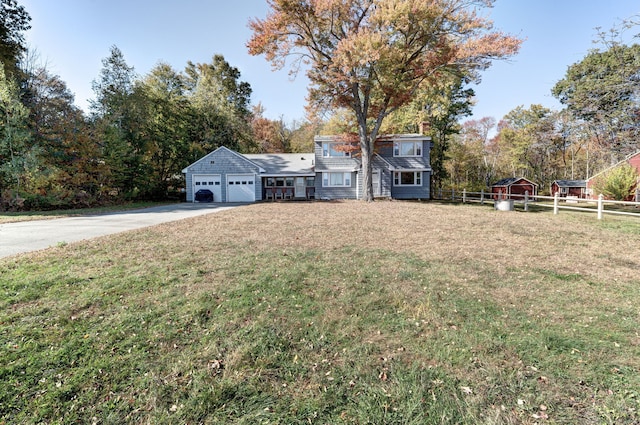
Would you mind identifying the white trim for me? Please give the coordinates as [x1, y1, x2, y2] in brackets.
[322, 172, 352, 187]
[192, 174, 222, 202]
[393, 141, 422, 157]
[182, 146, 266, 174]
[226, 173, 256, 203]
[393, 171, 422, 186]
[322, 141, 352, 158]
[294, 177, 306, 198]
[372, 170, 381, 196]
[260, 173, 316, 177]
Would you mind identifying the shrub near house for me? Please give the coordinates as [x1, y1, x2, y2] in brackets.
[586, 151, 640, 201]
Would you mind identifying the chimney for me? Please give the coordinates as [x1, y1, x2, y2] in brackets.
[419, 122, 430, 135]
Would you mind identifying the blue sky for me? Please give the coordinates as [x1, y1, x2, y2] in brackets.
[20, 0, 640, 125]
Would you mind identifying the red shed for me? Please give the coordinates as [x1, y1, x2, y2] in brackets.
[551, 180, 587, 198]
[491, 177, 538, 200]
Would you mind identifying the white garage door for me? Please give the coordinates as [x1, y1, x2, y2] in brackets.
[227, 174, 255, 202]
[193, 174, 221, 202]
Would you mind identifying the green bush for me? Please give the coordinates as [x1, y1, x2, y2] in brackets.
[592, 163, 638, 200]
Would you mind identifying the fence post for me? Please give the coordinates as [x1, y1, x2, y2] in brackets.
[452, 189, 455, 201]
[553, 192, 559, 215]
[480, 189, 484, 205]
[439, 187, 442, 199]
[524, 190, 529, 212]
[597, 194, 604, 220]
[462, 189, 467, 203]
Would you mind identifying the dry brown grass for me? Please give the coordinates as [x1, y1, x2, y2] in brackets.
[172, 199, 638, 288]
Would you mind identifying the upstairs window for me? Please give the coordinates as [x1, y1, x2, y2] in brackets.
[393, 141, 422, 157]
[322, 142, 351, 157]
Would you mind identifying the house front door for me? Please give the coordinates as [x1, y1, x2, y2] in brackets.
[294, 177, 306, 198]
[372, 170, 381, 197]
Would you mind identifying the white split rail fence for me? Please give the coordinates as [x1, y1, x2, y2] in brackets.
[434, 188, 640, 220]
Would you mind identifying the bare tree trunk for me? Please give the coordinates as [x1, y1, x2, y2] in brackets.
[361, 136, 373, 201]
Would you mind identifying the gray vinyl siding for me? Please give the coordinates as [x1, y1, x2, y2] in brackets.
[316, 171, 358, 199]
[313, 138, 359, 172]
[377, 139, 432, 164]
[378, 168, 393, 198]
[371, 155, 393, 198]
[381, 138, 431, 200]
[314, 137, 359, 199]
[183, 147, 261, 202]
[391, 171, 431, 199]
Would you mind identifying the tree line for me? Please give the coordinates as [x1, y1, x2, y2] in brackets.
[0, 1, 317, 211]
[437, 21, 640, 196]
[1, 0, 638, 209]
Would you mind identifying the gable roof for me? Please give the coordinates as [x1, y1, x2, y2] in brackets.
[243, 153, 315, 176]
[182, 146, 266, 173]
[552, 179, 586, 188]
[492, 177, 538, 187]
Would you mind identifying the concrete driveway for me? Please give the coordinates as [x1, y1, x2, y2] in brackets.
[0, 203, 240, 259]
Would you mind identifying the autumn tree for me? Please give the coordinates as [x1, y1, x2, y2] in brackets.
[248, 0, 521, 201]
[493, 105, 568, 190]
[22, 66, 108, 207]
[445, 116, 497, 190]
[289, 119, 320, 152]
[251, 103, 292, 152]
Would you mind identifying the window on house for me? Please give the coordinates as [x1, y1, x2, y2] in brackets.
[322, 172, 351, 187]
[394, 171, 422, 186]
[306, 176, 315, 187]
[393, 141, 422, 157]
[322, 142, 351, 157]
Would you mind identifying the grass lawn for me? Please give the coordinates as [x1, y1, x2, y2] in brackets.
[1, 201, 639, 424]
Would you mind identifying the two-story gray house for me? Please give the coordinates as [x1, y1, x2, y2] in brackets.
[182, 134, 432, 202]
[314, 134, 433, 200]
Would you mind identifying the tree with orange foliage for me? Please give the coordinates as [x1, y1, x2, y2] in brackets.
[248, 0, 521, 201]
[251, 103, 290, 153]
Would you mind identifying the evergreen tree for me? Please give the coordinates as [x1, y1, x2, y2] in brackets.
[91, 46, 147, 199]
